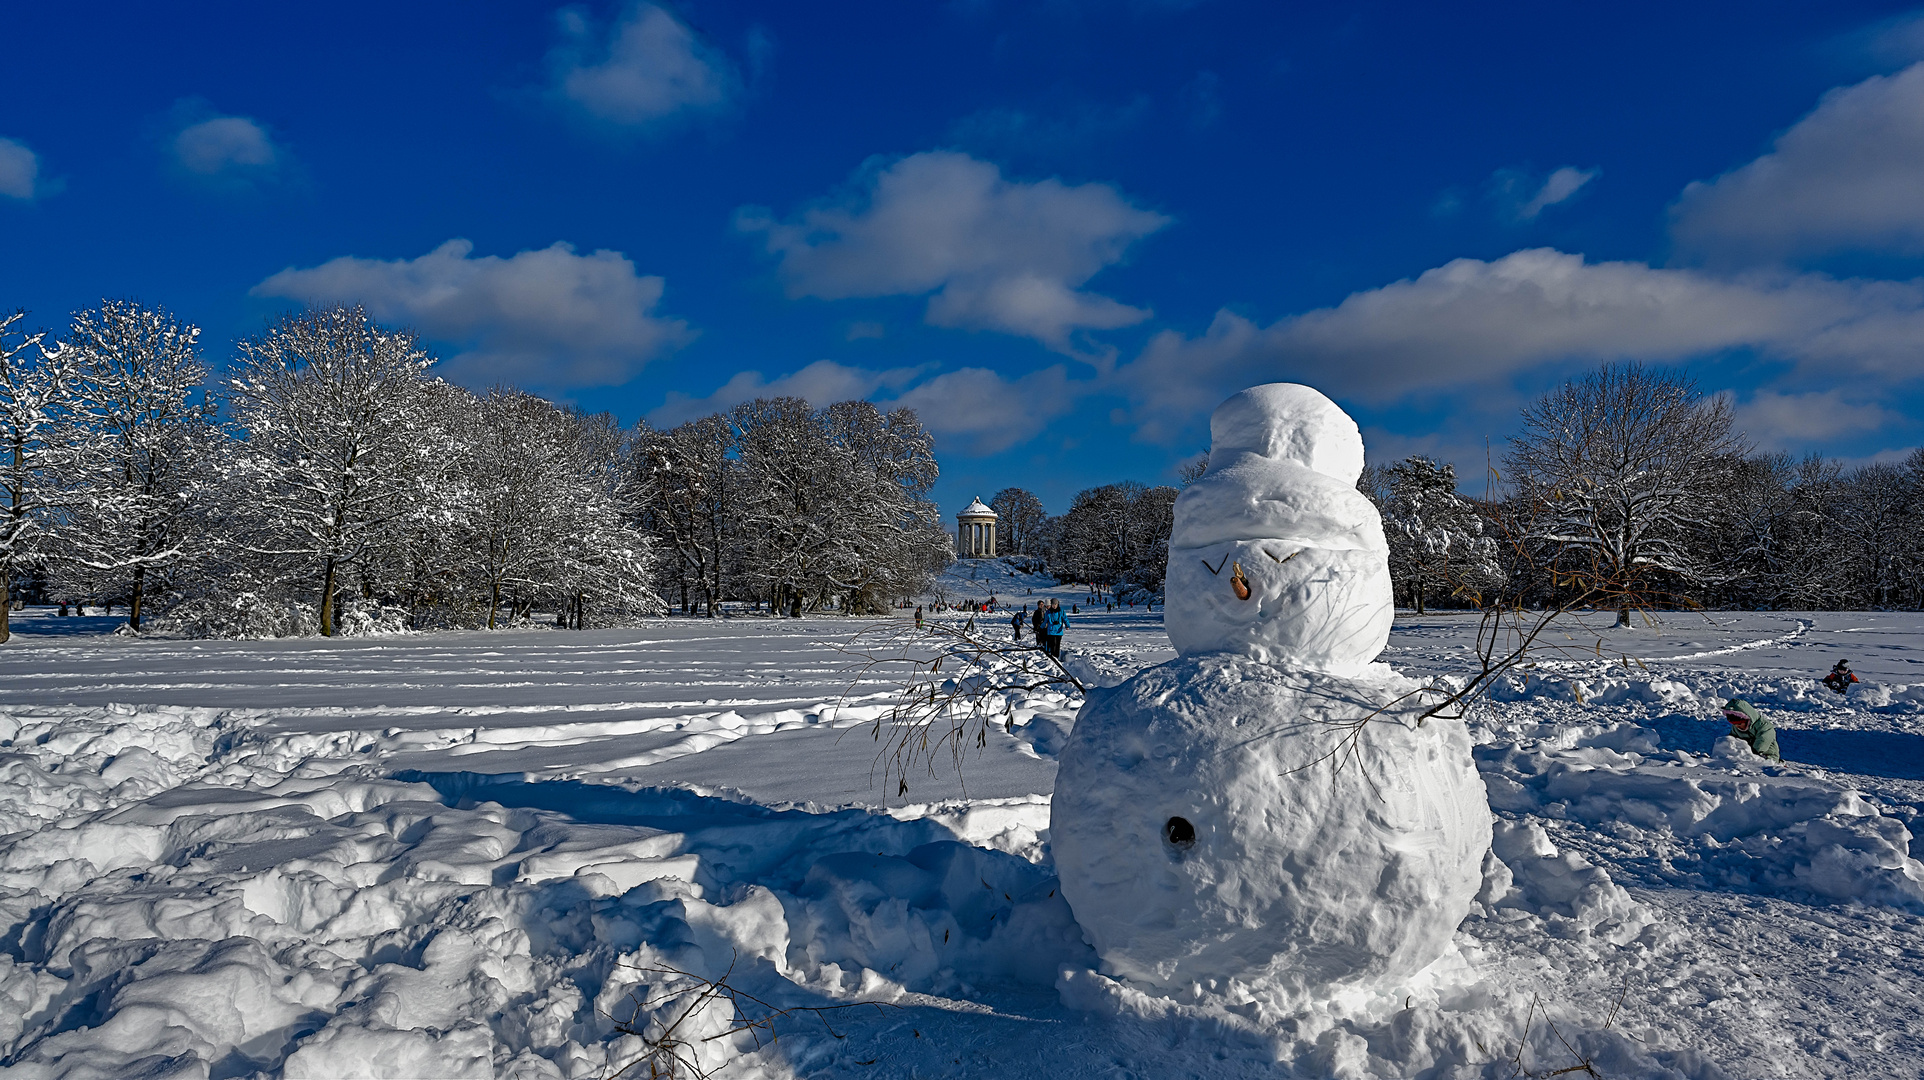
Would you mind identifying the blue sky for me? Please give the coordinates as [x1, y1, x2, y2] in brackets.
[6, 2, 1924, 514]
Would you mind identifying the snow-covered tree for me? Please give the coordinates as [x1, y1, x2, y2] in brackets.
[1507, 362, 1747, 625]
[729, 396, 840, 612]
[461, 389, 567, 628]
[1832, 462, 1916, 609]
[1382, 456, 1500, 614]
[632, 414, 735, 616]
[546, 407, 662, 628]
[1179, 455, 1210, 487]
[0, 311, 70, 643]
[686, 397, 949, 615]
[51, 300, 221, 630]
[225, 306, 434, 636]
[818, 399, 950, 611]
[1054, 481, 1179, 593]
[361, 378, 478, 628]
[989, 487, 1047, 555]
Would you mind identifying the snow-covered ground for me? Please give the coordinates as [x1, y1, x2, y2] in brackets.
[4, 598, 1923, 1077]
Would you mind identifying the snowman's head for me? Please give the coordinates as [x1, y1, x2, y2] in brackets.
[1207, 383, 1365, 484]
[1163, 383, 1393, 673]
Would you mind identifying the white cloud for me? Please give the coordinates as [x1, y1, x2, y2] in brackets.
[1516, 166, 1598, 220]
[1837, 12, 1924, 69]
[174, 116, 279, 176]
[735, 150, 1169, 359]
[1672, 62, 1924, 260]
[650, 357, 1086, 455]
[253, 239, 693, 388]
[1732, 389, 1898, 447]
[1116, 247, 1924, 442]
[0, 138, 41, 200]
[159, 101, 288, 189]
[1831, 444, 1921, 469]
[549, 2, 740, 128]
[647, 359, 923, 426]
[1490, 165, 1599, 222]
[887, 364, 1084, 454]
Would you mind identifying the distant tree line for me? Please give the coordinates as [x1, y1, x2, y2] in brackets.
[1363, 362, 1924, 617]
[0, 301, 952, 642]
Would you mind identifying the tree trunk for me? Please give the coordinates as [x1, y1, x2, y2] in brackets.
[0, 572, 10, 644]
[1615, 604, 1631, 628]
[320, 557, 339, 637]
[1415, 584, 1425, 616]
[130, 564, 145, 631]
[488, 582, 501, 630]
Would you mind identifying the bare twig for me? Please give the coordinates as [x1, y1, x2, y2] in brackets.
[830, 618, 1084, 798]
[1494, 976, 1635, 1079]
[602, 954, 897, 1080]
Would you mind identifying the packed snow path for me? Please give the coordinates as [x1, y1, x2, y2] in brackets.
[4, 604, 1924, 1077]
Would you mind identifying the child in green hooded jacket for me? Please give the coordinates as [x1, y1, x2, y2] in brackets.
[1722, 698, 1780, 761]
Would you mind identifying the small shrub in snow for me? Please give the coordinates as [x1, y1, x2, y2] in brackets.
[149, 591, 320, 638]
[147, 592, 409, 639]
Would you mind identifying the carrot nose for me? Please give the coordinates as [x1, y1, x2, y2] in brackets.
[1230, 562, 1251, 601]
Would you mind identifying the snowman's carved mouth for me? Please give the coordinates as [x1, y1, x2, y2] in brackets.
[1164, 816, 1197, 849]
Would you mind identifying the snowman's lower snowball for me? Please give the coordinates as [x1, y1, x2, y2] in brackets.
[1051, 654, 1491, 1000]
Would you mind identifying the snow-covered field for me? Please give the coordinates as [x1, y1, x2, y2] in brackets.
[5, 587, 1924, 1078]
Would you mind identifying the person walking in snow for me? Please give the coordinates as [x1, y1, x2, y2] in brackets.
[1822, 660, 1859, 696]
[1011, 608, 1024, 643]
[914, 605, 924, 631]
[1722, 698, 1780, 762]
[1041, 599, 1069, 660]
[1031, 602, 1045, 643]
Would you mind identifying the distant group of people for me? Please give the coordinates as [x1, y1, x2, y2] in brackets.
[916, 596, 1071, 660]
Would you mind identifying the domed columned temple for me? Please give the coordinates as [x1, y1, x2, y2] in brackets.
[956, 496, 997, 558]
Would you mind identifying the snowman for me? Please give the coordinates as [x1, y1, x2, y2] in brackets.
[1050, 383, 1492, 1002]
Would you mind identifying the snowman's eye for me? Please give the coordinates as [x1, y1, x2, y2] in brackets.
[1164, 816, 1196, 848]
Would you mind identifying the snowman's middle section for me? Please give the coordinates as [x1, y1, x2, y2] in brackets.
[1050, 654, 1491, 1000]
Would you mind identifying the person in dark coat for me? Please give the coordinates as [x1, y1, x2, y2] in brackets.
[1822, 660, 1859, 696]
[1011, 608, 1024, 642]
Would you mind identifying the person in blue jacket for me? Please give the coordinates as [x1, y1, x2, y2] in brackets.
[1041, 599, 1069, 660]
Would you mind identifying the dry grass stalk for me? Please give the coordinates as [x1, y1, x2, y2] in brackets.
[602, 954, 896, 1080]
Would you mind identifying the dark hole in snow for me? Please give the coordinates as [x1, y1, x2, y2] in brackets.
[1164, 816, 1196, 848]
